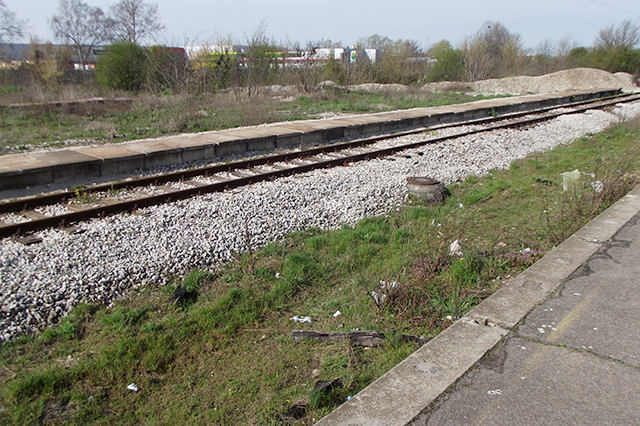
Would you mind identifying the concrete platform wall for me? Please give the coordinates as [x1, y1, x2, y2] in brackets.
[0, 90, 620, 191]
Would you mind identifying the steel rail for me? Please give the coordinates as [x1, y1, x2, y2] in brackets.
[1, 92, 639, 239]
[0, 91, 636, 214]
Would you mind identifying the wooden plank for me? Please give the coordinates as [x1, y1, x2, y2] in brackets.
[292, 330, 385, 347]
[21, 210, 48, 220]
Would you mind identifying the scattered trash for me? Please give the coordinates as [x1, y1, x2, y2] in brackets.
[275, 272, 281, 279]
[561, 169, 581, 191]
[314, 378, 343, 393]
[333, 310, 341, 318]
[379, 280, 398, 290]
[371, 291, 386, 305]
[498, 242, 506, 247]
[371, 281, 399, 306]
[290, 316, 311, 323]
[449, 239, 463, 256]
[283, 397, 309, 420]
[487, 389, 502, 395]
[347, 396, 353, 400]
[458, 203, 464, 209]
[591, 180, 604, 193]
[127, 383, 139, 392]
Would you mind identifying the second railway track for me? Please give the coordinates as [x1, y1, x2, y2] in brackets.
[2, 92, 640, 240]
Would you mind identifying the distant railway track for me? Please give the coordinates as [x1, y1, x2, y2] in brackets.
[2, 92, 639, 240]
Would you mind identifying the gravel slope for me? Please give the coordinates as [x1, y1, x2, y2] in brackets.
[421, 68, 639, 95]
[1, 101, 640, 341]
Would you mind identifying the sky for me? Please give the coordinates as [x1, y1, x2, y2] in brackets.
[5, 0, 640, 50]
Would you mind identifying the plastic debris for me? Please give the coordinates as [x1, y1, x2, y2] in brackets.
[127, 383, 139, 392]
[449, 239, 463, 256]
[347, 396, 353, 400]
[275, 272, 281, 279]
[379, 280, 398, 290]
[333, 310, 341, 318]
[561, 169, 581, 191]
[371, 291, 386, 305]
[591, 180, 604, 193]
[498, 242, 506, 247]
[290, 316, 311, 323]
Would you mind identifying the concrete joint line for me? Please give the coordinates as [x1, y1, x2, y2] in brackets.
[513, 333, 640, 370]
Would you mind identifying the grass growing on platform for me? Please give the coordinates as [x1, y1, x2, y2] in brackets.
[0, 117, 639, 425]
[0, 89, 493, 155]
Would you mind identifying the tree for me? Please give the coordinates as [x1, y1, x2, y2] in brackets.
[592, 20, 640, 75]
[109, 0, 164, 44]
[240, 22, 278, 97]
[377, 38, 424, 84]
[594, 20, 640, 50]
[25, 39, 70, 89]
[95, 41, 145, 91]
[0, 0, 26, 43]
[462, 22, 525, 81]
[50, 0, 112, 67]
[144, 46, 187, 92]
[428, 40, 465, 82]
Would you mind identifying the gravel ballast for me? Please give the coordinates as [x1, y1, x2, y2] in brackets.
[1, 101, 640, 341]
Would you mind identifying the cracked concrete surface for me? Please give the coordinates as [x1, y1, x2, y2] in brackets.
[411, 206, 640, 425]
[316, 187, 640, 426]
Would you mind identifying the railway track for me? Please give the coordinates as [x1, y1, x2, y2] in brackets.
[2, 92, 640, 241]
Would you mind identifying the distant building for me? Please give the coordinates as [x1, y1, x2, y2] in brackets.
[0, 43, 185, 70]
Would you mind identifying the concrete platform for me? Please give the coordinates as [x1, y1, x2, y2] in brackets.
[0, 89, 620, 191]
[315, 185, 640, 426]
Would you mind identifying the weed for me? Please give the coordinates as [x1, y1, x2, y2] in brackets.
[1, 116, 638, 425]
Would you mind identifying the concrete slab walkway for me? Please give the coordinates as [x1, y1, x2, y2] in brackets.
[316, 186, 640, 425]
[0, 90, 619, 191]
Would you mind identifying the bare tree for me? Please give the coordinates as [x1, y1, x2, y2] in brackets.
[594, 20, 640, 50]
[462, 22, 525, 81]
[0, 0, 26, 42]
[50, 0, 112, 67]
[109, 0, 164, 45]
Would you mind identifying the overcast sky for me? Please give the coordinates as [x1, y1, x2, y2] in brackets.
[6, 0, 640, 50]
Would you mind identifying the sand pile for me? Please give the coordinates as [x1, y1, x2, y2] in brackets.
[422, 68, 639, 95]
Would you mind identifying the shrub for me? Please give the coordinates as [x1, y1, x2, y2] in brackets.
[95, 41, 145, 91]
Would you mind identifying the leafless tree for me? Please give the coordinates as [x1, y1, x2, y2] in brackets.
[462, 22, 525, 81]
[594, 20, 640, 50]
[0, 0, 26, 42]
[50, 0, 112, 67]
[109, 0, 164, 45]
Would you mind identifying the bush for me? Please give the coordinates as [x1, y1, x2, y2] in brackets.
[95, 42, 145, 91]
[144, 46, 188, 93]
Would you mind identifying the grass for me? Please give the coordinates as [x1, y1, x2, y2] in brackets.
[0, 116, 639, 424]
[0, 88, 497, 155]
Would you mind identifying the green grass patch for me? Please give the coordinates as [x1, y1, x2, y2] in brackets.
[0, 116, 638, 424]
[0, 90, 497, 153]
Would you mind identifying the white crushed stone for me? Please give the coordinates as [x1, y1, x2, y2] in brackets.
[1, 101, 640, 341]
[422, 68, 639, 96]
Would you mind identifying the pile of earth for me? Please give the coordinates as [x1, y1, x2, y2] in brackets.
[267, 68, 638, 97]
[420, 68, 639, 95]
